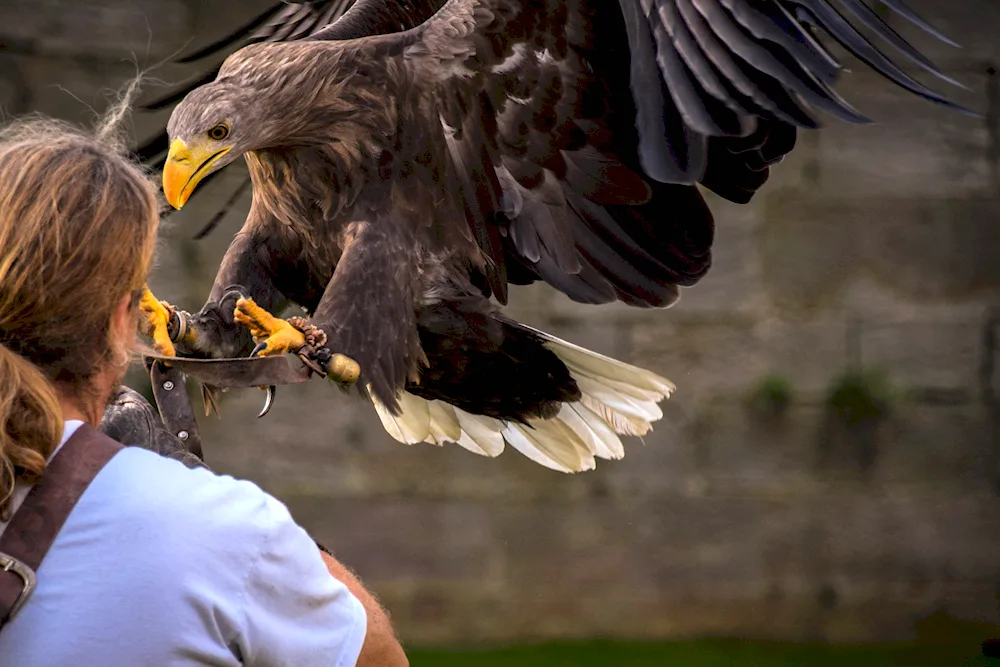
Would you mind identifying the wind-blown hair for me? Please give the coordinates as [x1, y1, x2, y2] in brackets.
[0, 110, 159, 518]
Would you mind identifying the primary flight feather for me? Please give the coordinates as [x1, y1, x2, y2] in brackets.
[142, 0, 970, 472]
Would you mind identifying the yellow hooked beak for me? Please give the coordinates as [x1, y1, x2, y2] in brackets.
[162, 139, 231, 210]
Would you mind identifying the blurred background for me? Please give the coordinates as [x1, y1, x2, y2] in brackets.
[2, 1, 999, 664]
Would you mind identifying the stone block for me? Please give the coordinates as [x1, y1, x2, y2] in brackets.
[690, 400, 993, 492]
[16, 56, 148, 126]
[819, 492, 1000, 585]
[183, 0, 276, 44]
[807, 66, 990, 199]
[0, 0, 192, 59]
[834, 280, 992, 324]
[860, 319, 982, 393]
[0, 55, 31, 116]
[377, 582, 511, 645]
[757, 193, 858, 311]
[887, 1, 1000, 65]
[367, 488, 1000, 644]
[693, 404, 824, 491]
[761, 317, 851, 395]
[760, 193, 1000, 311]
[631, 318, 767, 401]
[874, 405, 994, 490]
[992, 320, 1000, 401]
[631, 314, 851, 403]
[174, 369, 1000, 646]
[490, 495, 814, 598]
[283, 497, 501, 583]
[864, 197, 1000, 299]
[497, 281, 548, 321]
[197, 376, 390, 496]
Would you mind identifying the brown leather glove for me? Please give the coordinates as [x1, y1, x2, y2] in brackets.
[99, 386, 208, 471]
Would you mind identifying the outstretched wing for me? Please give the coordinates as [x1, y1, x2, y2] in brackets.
[347, 0, 970, 307]
[619, 0, 973, 185]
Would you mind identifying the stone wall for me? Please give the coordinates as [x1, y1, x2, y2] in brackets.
[2, 0, 999, 646]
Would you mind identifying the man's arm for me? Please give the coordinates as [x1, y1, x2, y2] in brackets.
[101, 386, 404, 665]
[320, 551, 409, 667]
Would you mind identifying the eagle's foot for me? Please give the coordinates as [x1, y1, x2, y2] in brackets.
[138, 286, 178, 357]
[232, 298, 361, 386]
[233, 297, 306, 356]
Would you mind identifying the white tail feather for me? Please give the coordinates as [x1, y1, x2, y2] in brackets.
[502, 422, 588, 472]
[524, 324, 675, 395]
[562, 402, 624, 460]
[372, 396, 416, 444]
[579, 395, 651, 437]
[454, 411, 505, 457]
[370, 327, 673, 472]
[427, 400, 460, 445]
[574, 375, 663, 423]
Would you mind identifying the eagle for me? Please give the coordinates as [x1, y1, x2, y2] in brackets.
[139, 0, 969, 473]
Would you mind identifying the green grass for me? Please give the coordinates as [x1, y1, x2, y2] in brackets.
[409, 639, 996, 667]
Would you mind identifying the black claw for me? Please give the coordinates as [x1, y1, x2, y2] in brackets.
[251, 342, 274, 418]
[222, 287, 249, 304]
[258, 386, 276, 419]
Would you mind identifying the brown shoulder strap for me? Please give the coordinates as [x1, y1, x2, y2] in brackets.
[0, 423, 121, 627]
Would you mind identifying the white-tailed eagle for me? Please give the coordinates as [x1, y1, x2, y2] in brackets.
[138, 0, 971, 472]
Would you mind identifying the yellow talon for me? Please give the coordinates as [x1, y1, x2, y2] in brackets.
[138, 285, 176, 357]
[233, 297, 306, 356]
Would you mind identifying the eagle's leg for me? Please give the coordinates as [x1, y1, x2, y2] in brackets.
[237, 220, 420, 410]
[312, 221, 421, 409]
[171, 227, 287, 360]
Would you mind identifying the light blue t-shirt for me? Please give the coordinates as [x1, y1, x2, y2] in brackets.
[0, 421, 367, 666]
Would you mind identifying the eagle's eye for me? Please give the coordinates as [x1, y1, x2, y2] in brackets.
[207, 123, 230, 141]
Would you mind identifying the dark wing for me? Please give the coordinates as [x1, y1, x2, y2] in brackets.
[136, 0, 447, 236]
[622, 0, 975, 187]
[345, 0, 970, 308]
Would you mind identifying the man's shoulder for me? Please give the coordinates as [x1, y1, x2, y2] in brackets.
[82, 445, 285, 554]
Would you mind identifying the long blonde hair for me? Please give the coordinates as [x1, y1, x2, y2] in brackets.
[0, 117, 159, 517]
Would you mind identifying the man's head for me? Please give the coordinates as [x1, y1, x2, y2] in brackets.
[0, 117, 159, 514]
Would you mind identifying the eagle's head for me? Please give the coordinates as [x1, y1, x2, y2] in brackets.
[162, 41, 399, 210]
[162, 83, 261, 210]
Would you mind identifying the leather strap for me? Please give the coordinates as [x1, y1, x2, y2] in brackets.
[0, 424, 121, 627]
